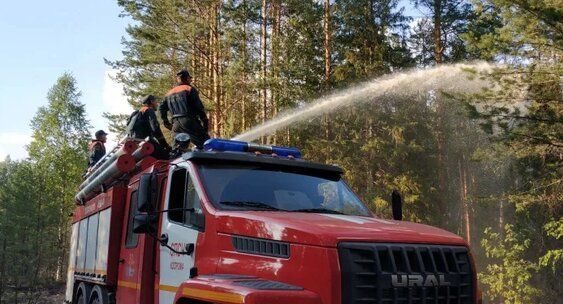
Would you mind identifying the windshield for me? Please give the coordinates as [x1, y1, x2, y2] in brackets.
[197, 163, 372, 217]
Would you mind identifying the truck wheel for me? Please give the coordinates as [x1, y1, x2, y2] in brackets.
[75, 282, 92, 304]
[89, 285, 110, 304]
[76, 293, 86, 304]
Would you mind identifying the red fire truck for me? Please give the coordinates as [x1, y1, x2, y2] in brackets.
[65, 138, 481, 304]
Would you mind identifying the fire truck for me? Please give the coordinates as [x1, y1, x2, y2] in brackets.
[65, 138, 481, 304]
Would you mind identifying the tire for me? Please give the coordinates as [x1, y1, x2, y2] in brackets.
[90, 295, 101, 304]
[76, 293, 86, 304]
[75, 282, 92, 304]
[89, 285, 110, 304]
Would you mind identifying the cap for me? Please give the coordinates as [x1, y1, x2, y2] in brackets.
[141, 95, 156, 105]
[176, 69, 191, 78]
[174, 133, 191, 148]
[95, 130, 108, 139]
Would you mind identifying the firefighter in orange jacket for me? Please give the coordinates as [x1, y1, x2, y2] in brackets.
[126, 95, 171, 159]
[159, 69, 210, 149]
[88, 130, 107, 167]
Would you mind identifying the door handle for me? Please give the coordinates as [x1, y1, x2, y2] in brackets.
[159, 233, 169, 245]
[185, 243, 195, 255]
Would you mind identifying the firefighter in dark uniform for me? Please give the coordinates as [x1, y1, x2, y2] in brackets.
[169, 133, 191, 159]
[88, 130, 107, 167]
[159, 69, 210, 149]
[126, 95, 171, 159]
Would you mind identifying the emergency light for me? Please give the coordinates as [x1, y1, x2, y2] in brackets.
[204, 138, 302, 159]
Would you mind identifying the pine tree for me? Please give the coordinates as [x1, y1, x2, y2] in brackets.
[332, 0, 411, 82]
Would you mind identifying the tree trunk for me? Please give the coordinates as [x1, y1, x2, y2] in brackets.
[14, 277, 18, 304]
[241, 2, 248, 133]
[32, 192, 43, 289]
[217, 3, 223, 137]
[270, 0, 281, 145]
[0, 238, 6, 302]
[431, 0, 448, 227]
[499, 199, 505, 234]
[433, 0, 443, 64]
[322, 0, 332, 157]
[459, 157, 471, 245]
[260, 0, 268, 143]
[55, 185, 67, 281]
[323, 0, 331, 85]
[211, 3, 221, 138]
[499, 197, 505, 304]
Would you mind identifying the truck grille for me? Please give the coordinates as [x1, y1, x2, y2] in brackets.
[339, 243, 474, 304]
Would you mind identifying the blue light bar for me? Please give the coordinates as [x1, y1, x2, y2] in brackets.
[204, 139, 247, 152]
[204, 138, 302, 159]
[270, 145, 302, 158]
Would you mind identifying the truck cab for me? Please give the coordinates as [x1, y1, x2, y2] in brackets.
[66, 139, 480, 304]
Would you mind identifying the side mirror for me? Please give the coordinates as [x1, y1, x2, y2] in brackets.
[138, 174, 156, 212]
[391, 190, 403, 221]
[133, 214, 158, 234]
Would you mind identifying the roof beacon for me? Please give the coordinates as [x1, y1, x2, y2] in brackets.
[204, 138, 302, 159]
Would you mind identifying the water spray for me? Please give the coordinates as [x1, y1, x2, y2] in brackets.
[233, 62, 494, 142]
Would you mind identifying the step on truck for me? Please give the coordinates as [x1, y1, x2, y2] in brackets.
[65, 138, 482, 304]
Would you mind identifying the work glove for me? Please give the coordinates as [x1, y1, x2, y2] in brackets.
[164, 121, 173, 131]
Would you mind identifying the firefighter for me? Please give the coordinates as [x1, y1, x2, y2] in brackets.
[88, 130, 107, 167]
[159, 69, 210, 149]
[169, 133, 191, 159]
[126, 95, 171, 159]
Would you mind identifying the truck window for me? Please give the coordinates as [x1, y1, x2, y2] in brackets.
[168, 168, 204, 229]
[168, 168, 188, 223]
[125, 190, 139, 248]
[197, 164, 372, 217]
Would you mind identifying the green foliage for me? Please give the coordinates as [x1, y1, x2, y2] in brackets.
[27, 73, 91, 271]
[539, 217, 563, 272]
[332, 0, 413, 81]
[480, 225, 542, 303]
[0, 73, 90, 302]
[462, 0, 563, 301]
[410, 0, 476, 64]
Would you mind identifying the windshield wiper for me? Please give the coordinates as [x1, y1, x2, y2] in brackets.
[290, 208, 345, 215]
[219, 201, 283, 211]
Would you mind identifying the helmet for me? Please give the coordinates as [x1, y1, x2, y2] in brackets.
[174, 133, 191, 149]
[94, 130, 108, 140]
[176, 69, 191, 79]
[141, 95, 156, 105]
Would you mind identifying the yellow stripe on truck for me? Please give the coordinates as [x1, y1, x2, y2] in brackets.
[156, 284, 179, 293]
[182, 287, 245, 304]
[118, 280, 139, 290]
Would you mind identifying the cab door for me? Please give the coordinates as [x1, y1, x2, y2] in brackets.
[116, 183, 155, 304]
[158, 164, 205, 303]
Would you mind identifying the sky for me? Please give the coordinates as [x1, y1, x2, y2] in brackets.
[0, 0, 417, 160]
[0, 1, 132, 160]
